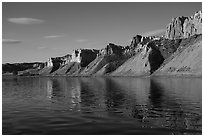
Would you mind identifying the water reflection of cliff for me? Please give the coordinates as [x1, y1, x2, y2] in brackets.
[43, 77, 82, 111]
[149, 78, 201, 132]
[98, 77, 201, 132]
[40, 77, 201, 132]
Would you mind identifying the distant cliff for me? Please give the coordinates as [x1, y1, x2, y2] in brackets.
[3, 62, 44, 76]
[39, 54, 72, 75]
[2, 11, 202, 77]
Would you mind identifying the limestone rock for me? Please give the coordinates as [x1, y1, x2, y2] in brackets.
[166, 11, 202, 39]
[53, 62, 82, 76]
[80, 43, 128, 75]
[98, 43, 124, 56]
[183, 11, 202, 38]
[40, 54, 71, 75]
[130, 35, 142, 48]
[71, 49, 99, 67]
[111, 42, 164, 76]
[45, 54, 72, 68]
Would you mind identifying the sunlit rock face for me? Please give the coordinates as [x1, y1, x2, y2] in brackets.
[40, 55, 72, 75]
[61, 54, 72, 65]
[3, 11, 202, 77]
[166, 11, 202, 39]
[98, 43, 124, 56]
[130, 35, 143, 48]
[183, 11, 202, 38]
[111, 41, 164, 76]
[71, 49, 99, 67]
[80, 43, 131, 76]
[130, 35, 161, 48]
[46, 57, 62, 67]
[155, 34, 202, 76]
[45, 54, 72, 68]
[126, 35, 160, 57]
[34, 63, 45, 69]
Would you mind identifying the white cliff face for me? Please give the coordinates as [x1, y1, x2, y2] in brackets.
[71, 49, 82, 63]
[99, 49, 106, 56]
[47, 58, 53, 67]
[64, 57, 71, 64]
[166, 11, 202, 39]
[45, 54, 72, 68]
[183, 11, 202, 38]
[61, 55, 72, 65]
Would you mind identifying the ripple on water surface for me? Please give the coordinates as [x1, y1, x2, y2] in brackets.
[2, 76, 202, 135]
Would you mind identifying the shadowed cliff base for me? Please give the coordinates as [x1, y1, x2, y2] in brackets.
[147, 42, 164, 74]
[153, 34, 202, 76]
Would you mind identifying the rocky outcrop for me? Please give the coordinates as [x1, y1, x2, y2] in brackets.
[80, 43, 128, 76]
[50, 49, 98, 75]
[166, 11, 202, 39]
[53, 62, 82, 76]
[130, 35, 157, 47]
[184, 11, 202, 38]
[3, 11, 202, 77]
[45, 54, 72, 68]
[71, 49, 99, 67]
[2, 62, 44, 75]
[97, 43, 124, 56]
[111, 41, 165, 76]
[154, 34, 202, 76]
[61, 54, 72, 66]
[130, 35, 143, 48]
[39, 54, 71, 75]
[156, 38, 182, 59]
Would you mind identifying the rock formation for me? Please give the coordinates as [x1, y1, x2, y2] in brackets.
[80, 43, 128, 76]
[98, 43, 124, 56]
[50, 49, 99, 75]
[39, 55, 72, 75]
[166, 11, 202, 39]
[2, 62, 44, 75]
[3, 10, 202, 77]
[154, 34, 202, 76]
[70, 49, 99, 67]
[184, 11, 202, 38]
[111, 41, 165, 76]
[45, 54, 72, 68]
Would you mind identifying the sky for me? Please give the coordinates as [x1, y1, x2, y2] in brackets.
[2, 2, 202, 63]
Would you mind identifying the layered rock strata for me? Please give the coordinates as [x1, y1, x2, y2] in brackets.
[166, 11, 202, 39]
[3, 11, 202, 77]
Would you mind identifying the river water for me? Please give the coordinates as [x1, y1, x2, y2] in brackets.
[2, 76, 202, 135]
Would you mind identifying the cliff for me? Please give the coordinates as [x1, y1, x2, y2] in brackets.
[48, 49, 98, 76]
[2, 62, 44, 75]
[39, 54, 72, 75]
[154, 34, 202, 76]
[111, 41, 164, 76]
[70, 49, 99, 67]
[79, 43, 129, 76]
[3, 10, 202, 77]
[166, 11, 202, 39]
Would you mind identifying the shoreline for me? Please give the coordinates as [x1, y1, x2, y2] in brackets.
[2, 73, 202, 78]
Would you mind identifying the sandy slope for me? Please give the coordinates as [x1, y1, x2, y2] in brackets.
[52, 62, 81, 75]
[110, 47, 151, 76]
[154, 35, 202, 76]
[80, 54, 125, 76]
